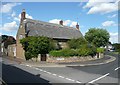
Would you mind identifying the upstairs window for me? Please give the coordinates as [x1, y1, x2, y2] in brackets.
[19, 34, 24, 39]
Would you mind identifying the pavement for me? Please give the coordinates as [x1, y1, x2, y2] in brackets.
[2, 54, 116, 67]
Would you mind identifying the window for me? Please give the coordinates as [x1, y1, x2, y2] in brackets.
[19, 34, 24, 39]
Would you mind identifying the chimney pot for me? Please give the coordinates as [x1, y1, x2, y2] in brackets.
[21, 9, 26, 21]
[59, 20, 63, 25]
[76, 23, 79, 30]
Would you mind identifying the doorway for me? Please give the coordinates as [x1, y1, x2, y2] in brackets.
[41, 54, 47, 61]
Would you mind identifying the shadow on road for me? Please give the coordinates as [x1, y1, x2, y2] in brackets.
[2, 63, 51, 85]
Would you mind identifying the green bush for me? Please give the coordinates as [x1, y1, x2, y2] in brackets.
[49, 49, 78, 57]
[97, 48, 105, 53]
[78, 44, 96, 57]
[20, 36, 57, 60]
[67, 37, 87, 49]
[49, 45, 96, 57]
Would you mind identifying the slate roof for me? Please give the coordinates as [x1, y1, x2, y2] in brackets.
[22, 18, 83, 39]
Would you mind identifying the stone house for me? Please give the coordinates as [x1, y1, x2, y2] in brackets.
[7, 44, 16, 57]
[16, 9, 83, 61]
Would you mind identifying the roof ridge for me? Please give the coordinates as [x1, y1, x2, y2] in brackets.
[25, 18, 78, 31]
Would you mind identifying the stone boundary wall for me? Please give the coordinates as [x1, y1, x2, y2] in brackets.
[47, 53, 104, 63]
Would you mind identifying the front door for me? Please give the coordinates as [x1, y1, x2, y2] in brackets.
[41, 54, 46, 61]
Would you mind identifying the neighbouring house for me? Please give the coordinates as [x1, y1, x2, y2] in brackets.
[1, 35, 16, 56]
[105, 42, 114, 51]
[16, 9, 83, 61]
[7, 44, 16, 57]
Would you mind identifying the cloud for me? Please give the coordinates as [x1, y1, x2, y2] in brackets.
[11, 11, 16, 17]
[70, 21, 77, 27]
[107, 14, 117, 18]
[49, 19, 72, 26]
[109, 32, 118, 43]
[83, 0, 119, 14]
[12, 13, 33, 21]
[49, 19, 61, 24]
[1, 3, 22, 13]
[1, 21, 18, 31]
[0, 33, 2, 36]
[102, 20, 116, 27]
[49, 19, 80, 28]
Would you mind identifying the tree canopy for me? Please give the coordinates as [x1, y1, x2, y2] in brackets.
[85, 28, 110, 47]
[1, 35, 16, 48]
[67, 37, 87, 49]
[20, 36, 56, 60]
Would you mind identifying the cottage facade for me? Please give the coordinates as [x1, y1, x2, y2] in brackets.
[16, 9, 83, 61]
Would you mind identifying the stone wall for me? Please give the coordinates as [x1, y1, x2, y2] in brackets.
[7, 44, 16, 57]
[47, 54, 104, 63]
[16, 23, 26, 60]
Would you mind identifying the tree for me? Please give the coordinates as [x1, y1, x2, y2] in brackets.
[20, 36, 56, 60]
[67, 37, 87, 49]
[85, 28, 110, 47]
[112, 43, 120, 53]
[1, 35, 16, 48]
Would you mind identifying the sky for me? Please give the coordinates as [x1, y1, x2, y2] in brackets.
[0, 0, 119, 43]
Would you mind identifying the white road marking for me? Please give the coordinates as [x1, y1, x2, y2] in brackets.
[66, 78, 71, 80]
[35, 68, 39, 70]
[76, 81, 82, 83]
[114, 67, 120, 71]
[26, 65, 30, 67]
[46, 72, 52, 74]
[52, 73, 57, 76]
[88, 73, 110, 83]
[70, 79, 75, 82]
[58, 76, 64, 78]
[29, 65, 32, 67]
[25, 65, 32, 67]
[17, 64, 82, 83]
[43, 70, 47, 73]
[39, 69, 43, 71]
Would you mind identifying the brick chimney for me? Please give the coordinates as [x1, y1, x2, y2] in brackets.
[59, 20, 63, 25]
[21, 9, 26, 21]
[76, 23, 79, 30]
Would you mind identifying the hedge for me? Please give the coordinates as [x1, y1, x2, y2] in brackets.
[49, 49, 78, 57]
[78, 44, 96, 56]
[49, 45, 97, 57]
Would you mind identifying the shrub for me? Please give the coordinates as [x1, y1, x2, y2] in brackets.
[49, 49, 78, 57]
[78, 44, 96, 57]
[67, 37, 87, 49]
[97, 48, 105, 53]
[20, 36, 56, 60]
[49, 45, 97, 57]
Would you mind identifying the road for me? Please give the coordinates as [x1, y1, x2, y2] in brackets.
[1, 52, 120, 85]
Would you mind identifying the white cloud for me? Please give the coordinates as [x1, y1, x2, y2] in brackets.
[49, 19, 72, 26]
[49, 19, 79, 28]
[49, 19, 61, 24]
[1, 3, 22, 13]
[11, 11, 16, 17]
[107, 14, 117, 18]
[13, 13, 33, 21]
[83, 0, 119, 14]
[63, 20, 71, 26]
[109, 32, 118, 43]
[0, 33, 2, 36]
[1, 21, 18, 31]
[102, 20, 116, 27]
[70, 21, 77, 27]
